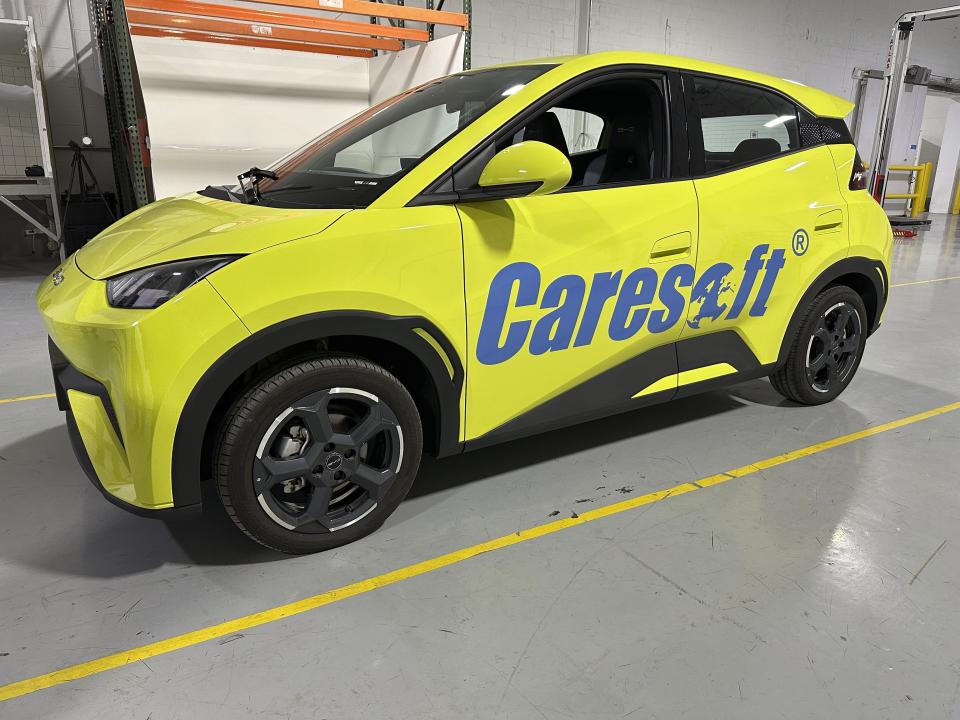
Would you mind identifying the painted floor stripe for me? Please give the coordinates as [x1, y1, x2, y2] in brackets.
[0, 392, 55, 405]
[891, 274, 960, 288]
[1, 399, 958, 704]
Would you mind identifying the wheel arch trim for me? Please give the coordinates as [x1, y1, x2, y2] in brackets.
[170, 311, 464, 507]
[777, 256, 887, 366]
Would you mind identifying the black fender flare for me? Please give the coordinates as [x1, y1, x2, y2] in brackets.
[170, 311, 464, 507]
[776, 256, 888, 367]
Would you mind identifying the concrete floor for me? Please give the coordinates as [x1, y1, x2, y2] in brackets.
[1, 214, 959, 719]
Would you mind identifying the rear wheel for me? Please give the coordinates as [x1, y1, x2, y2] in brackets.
[215, 356, 422, 554]
[769, 285, 867, 405]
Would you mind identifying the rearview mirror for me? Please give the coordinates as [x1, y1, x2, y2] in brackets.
[478, 141, 572, 197]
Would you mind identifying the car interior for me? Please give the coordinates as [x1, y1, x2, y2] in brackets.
[692, 76, 800, 172]
[507, 77, 668, 188]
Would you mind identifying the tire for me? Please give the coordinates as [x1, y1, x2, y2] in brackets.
[769, 285, 868, 405]
[215, 356, 422, 554]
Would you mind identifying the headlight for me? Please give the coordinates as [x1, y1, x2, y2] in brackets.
[106, 256, 239, 309]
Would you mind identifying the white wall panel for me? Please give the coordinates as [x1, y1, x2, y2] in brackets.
[132, 36, 370, 198]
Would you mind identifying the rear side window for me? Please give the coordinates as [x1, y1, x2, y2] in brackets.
[690, 76, 800, 172]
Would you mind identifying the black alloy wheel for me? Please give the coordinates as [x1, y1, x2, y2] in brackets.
[769, 285, 868, 405]
[253, 387, 402, 532]
[804, 301, 862, 395]
[216, 356, 422, 554]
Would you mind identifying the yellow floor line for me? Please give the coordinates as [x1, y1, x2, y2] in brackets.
[0, 392, 54, 405]
[1, 399, 958, 704]
[892, 274, 960, 288]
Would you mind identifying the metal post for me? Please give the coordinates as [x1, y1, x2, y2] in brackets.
[396, 0, 404, 48]
[109, 0, 150, 208]
[849, 69, 869, 146]
[65, 0, 89, 139]
[868, 5, 960, 205]
[426, 0, 434, 40]
[463, 0, 471, 69]
[868, 17, 913, 203]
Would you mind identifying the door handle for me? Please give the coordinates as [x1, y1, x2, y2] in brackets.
[650, 231, 692, 262]
[814, 209, 844, 232]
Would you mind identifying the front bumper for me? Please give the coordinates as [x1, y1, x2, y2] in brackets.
[37, 257, 250, 513]
[50, 339, 182, 517]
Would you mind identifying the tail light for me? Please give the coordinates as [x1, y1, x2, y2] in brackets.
[849, 152, 868, 191]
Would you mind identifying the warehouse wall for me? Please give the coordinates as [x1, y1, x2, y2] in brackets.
[0, 0, 113, 259]
[132, 36, 371, 198]
[459, 0, 960, 100]
[586, 0, 960, 98]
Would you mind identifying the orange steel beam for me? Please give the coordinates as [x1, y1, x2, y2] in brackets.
[127, 8, 402, 51]
[254, 0, 469, 28]
[130, 25, 375, 57]
[126, 0, 430, 42]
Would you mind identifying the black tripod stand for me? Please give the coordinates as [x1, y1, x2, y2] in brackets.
[61, 140, 117, 253]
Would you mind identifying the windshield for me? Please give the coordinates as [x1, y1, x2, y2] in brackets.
[211, 65, 554, 209]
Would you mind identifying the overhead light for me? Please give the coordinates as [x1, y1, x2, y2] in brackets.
[764, 115, 796, 128]
[501, 84, 525, 96]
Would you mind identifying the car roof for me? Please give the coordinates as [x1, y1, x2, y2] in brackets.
[483, 51, 854, 119]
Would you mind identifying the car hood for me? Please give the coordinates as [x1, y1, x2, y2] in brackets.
[75, 193, 348, 279]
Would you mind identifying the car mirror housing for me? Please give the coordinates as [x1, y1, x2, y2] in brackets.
[478, 141, 572, 198]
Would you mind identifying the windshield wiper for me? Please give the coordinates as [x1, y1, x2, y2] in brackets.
[237, 167, 278, 202]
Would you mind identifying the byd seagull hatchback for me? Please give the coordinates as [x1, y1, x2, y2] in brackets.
[38, 52, 891, 553]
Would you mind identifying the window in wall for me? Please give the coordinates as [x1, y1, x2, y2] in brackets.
[502, 76, 668, 189]
[691, 76, 800, 172]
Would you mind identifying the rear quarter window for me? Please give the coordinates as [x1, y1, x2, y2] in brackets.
[689, 75, 801, 173]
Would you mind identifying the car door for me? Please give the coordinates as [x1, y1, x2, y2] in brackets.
[677, 74, 850, 390]
[456, 71, 700, 444]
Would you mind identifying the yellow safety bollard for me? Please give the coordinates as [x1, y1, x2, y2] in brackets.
[885, 165, 926, 217]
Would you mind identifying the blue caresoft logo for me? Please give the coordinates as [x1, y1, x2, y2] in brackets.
[476, 244, 786, 365]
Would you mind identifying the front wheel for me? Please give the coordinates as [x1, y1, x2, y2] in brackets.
[769, 286, 868, 405]
[215, 356, 422, 554]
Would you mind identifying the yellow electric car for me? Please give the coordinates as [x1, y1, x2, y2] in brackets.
[37, 52, 891, 553]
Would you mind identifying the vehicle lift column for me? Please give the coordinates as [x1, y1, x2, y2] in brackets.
[869, 4, 960, 209]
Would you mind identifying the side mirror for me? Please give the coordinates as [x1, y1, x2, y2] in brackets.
[478, 141, 572, 197]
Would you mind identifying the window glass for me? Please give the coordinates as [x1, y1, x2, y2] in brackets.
[500, 76, 668, 189]
[692, 76, 799, 172]
[550, 108, 605, 153]
[217, 64, 554, 209]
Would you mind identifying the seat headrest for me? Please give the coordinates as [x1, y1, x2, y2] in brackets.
[523, 112, 568, 154]
[730, 138, 782, 166]
[608, 116, 644, 153]
[595, 114, 652, 182]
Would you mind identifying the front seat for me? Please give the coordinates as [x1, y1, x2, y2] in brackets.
[521, 112, 568, 155]
[583, 115, 652, 186]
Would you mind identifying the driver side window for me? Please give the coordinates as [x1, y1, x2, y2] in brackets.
[503, 76, 669, 190]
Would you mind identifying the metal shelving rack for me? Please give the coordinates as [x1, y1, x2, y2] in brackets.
[92, 0, 154, 215]
[0, 18, 62, 256]
[91, 0, 471, 215]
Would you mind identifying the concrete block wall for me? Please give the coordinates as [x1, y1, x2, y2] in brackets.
[0, 0, 113, 259]
[466, 0, 580, 67]
[585, 0, 960, 99]
[454, 0, 960, 99]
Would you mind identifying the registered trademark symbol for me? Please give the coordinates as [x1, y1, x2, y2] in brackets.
[792, 228, 809, 256]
